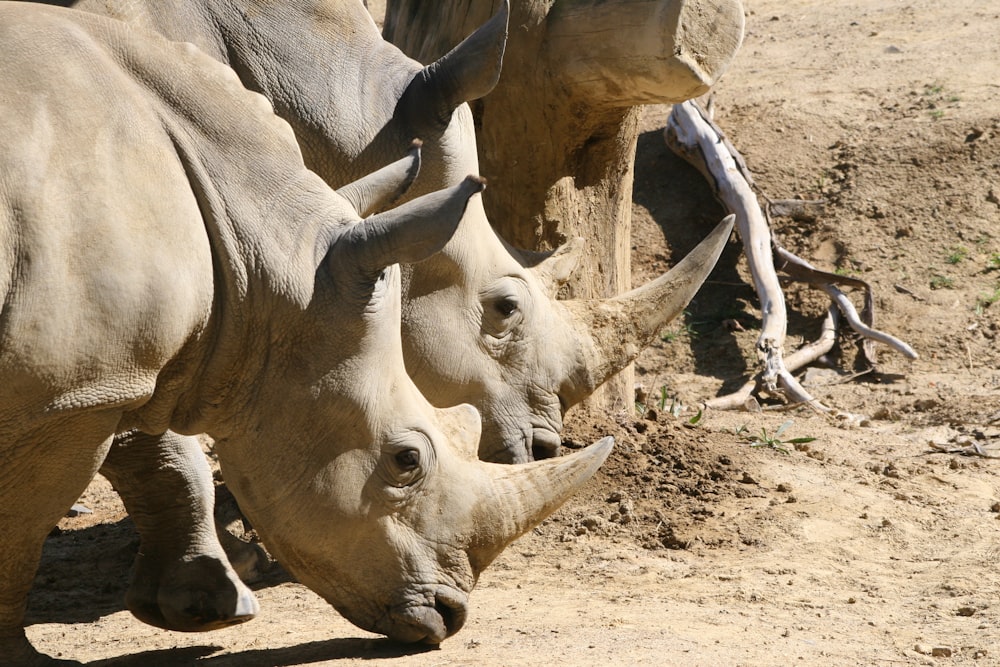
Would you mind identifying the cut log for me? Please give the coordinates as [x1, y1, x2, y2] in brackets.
[545, 0, 745, 106]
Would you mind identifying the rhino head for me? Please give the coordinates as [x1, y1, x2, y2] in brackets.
[367, 2, 733, 462]
[400, 211, 734, 463]
[208, 173, 612, 643]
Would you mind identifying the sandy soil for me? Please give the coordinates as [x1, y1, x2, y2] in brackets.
[23, 0, 1000, 665]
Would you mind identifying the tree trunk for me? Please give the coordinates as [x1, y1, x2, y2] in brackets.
[384, 0, 744, 413]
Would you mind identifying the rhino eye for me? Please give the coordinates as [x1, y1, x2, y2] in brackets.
[494, 297, 518, 317]
[395, 448, 421, 471]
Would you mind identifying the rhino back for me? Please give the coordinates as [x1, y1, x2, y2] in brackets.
[0, 7, 216, 418]
[68, 0, 427, 188]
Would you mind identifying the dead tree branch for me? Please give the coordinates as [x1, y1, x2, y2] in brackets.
[664, 100, 917, 423]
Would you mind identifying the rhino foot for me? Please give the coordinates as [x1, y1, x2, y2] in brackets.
[125, 553, 259, 632]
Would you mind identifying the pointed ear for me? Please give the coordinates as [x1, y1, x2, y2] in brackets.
[521, 237, 586, 296]
[336, 140, 422, 217]
[334, 175, 486, 274]
[395, 0, 508, 132]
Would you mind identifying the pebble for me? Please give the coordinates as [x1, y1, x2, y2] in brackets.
[915, 644, 952, 657]
[66, 503, 93, 517]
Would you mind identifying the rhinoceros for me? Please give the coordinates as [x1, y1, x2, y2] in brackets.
[57, 0, 731, 463]
[23, 0, 732, 640]
[0, 4, 614, 663]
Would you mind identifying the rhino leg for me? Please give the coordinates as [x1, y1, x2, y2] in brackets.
[1, 416, 119, 665]
[212, 488, 272, 585]
[101, 430, 259, 632]
[2, 513, 87, 666]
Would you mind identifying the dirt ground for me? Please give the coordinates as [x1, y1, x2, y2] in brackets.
[23, 0, 1000, 664]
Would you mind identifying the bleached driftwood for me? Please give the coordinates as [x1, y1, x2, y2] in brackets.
[664, 100, 917, 422]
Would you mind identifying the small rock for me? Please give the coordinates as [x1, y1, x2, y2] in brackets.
[66, 503, 93, 517]
[931, 647, 952, 658]
[914, 643, 932, 655]
[965, 128, 984, 143]
[957, 606, 977, 617]
[776, 483, 793, 493]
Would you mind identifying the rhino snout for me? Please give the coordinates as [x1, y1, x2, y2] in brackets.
[530, 427, 562, 460]
[482, 424, 562, 463]
[385, 588, 468, 644]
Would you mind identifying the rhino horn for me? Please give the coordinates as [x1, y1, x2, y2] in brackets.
[397, 0, 508, 132]
[564, 215, 735, 402]
[469, 436, 613, 569]
[338, 175, 486, 272]
[336, 140, 422, 217]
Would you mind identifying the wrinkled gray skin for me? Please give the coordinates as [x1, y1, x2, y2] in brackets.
[0, 5, 613, 664]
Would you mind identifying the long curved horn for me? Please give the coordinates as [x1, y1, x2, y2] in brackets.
[563, 215, 734, 401]
[336, 140, 422, 216]
[395, 0, 508, 132]
[339, 175, 486, 273]
[467, 436, 613, 570]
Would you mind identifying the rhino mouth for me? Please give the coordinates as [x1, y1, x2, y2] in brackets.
[482, 425, 562, 464]
[530, 427, 562, 460]
[384, 587, 468, 644]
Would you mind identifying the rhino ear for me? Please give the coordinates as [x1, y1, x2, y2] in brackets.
[525, 237, 587, 296]
[336, 140, 422, 217]
[396, 0, 508, 132]
[336, 175, 486, 273]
